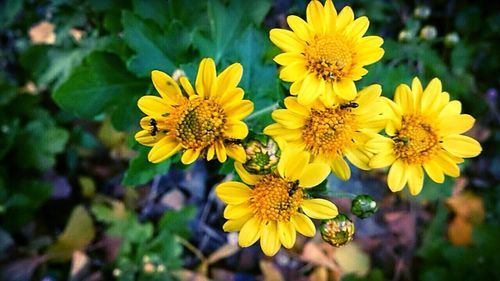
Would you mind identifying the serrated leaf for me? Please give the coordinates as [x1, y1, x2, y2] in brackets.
[122, 11, 176, 77]
[52, 51, 147, 119]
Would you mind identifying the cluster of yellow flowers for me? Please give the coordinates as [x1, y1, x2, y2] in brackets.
[135, 0, 481, 256]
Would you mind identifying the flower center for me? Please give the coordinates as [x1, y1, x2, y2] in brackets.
[302, 106, 356, 156]
[393, 115, 440, 164]
[167, 98, 226, 149]
[249, 174, 303, 222]
[304, 35, 353, 82]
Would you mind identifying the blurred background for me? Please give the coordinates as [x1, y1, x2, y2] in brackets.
[0, 0, 499, 280]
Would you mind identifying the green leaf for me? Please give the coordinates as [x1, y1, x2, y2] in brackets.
[159, 206, 197, 238]
[122, 11, 176, 77]
[45, 205, 95, 262]
[122, 147, 172, 186]
[132, 0, 169, 29]
[52, 51, 147, 119]
[193, 0, 273, 63]
[0, 0, 23, 28]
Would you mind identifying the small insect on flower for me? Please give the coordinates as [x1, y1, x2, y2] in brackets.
[340, 101, 359, 109]
[149, 118, 158, 136]
[288, 180, 300, 197]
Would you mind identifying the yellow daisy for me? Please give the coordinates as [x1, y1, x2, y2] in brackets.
[269, 0, 384, 105]
[264, 85, 387, 181]
[366, 77, 482, 195]
[135, 58, 253, 164]
[215, 148, 338, 256]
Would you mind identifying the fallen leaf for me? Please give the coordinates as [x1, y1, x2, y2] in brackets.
[207, 244, 240, 264]
[29, 21, 56, 44]
[260, 260, 284, 281]
[446, 192, 485, 224]
[448, 216, 473, 246]
[301, 241, 338, 272]
[309, 266, 328, 281]
[174, 269, 210, 281]
[45, 205, 95, 262]
[334, 242, 370, 277]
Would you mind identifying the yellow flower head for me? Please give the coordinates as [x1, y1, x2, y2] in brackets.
[215, 148, 338, 256]
[269, 0, 384, 105]
[264, 85, 387, 181]
[135, 58, 254, 164]
[367, 77, 482, 195]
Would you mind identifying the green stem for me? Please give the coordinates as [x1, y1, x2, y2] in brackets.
[245, 102, 279, 121]
[325, 191, 357, 199]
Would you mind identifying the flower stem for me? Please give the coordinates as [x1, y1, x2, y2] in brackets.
[245, 102, 279, 121]
[326, 191, 357, 199]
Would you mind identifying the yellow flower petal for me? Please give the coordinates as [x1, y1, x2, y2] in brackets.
[274, 52, 305, 66]
[263, 123, 303, 141]
[219, 87, 244, 108]
[299, 163, 330, 188]
[179, 76, 195, 96]
[279, 62, 308, 82]
[394, 84, 414, 113]
[260, 221, 281, 256]
[137, 96, 172, 116]
[284, 97, 310, 117]
[206, 145, 215, 161]
[291, 213, 316, 237]
[195, 58, 216, 98]
[278, 221, 296, 249]
[271, 109, 306, 129]
[223, 213, 253, 232]
[215, 140, 227, 162]
[225, 120, 249, 139]
[181, 148, 201, 164]
[336, 6, 354, 31]
[301, 198, 338, 219]
[333, 79, 357, 100]
[215, 62, 243, 96]
[345, 148, 371, 170]
[225, 144, 247, 163]
[235, 162, 262, 185]
[323, 0, 337, 33]
[283, 150, 310, 181]
[407, 165, 424, 195]
[330, 157, 351, 181]
[423, 160, 445, 183]
[306, 0, 326, 34]
[438, 100, 462, 118]
[387, 159, 408, 192]
[151, 70, 183, 104]
[269, 29, 304, 52]
[298, 74, 322, 105]
[135, 130, 159, 147]
[215, 181, 252, 205]
[287, 15, 312, 42]
[224, 202, 252, 219]
[438, 114, 475, 136]
[346, 16, 369, 39]
[223, 100, 254, 120]
[420, 78, 442, 113]
[238, 217, 262, 248]
[442, 135, 482, 158]
[148, 137, 182, 163]
[435, 151, 460, 177]
[369, 151, 397, 168]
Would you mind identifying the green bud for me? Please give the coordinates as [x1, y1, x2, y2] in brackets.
[320, 214, 355, 247]
[398, 30, 413, 42]
[351, 194, 378, 219]
[420, 25, 437, 40]
[414, 6, 431, 19]
[243, 135, 280, 174]
[444, 32, 460, 47]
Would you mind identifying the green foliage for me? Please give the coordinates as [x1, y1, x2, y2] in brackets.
[92, 203, 196, 280]
[123, 147, 171, 186]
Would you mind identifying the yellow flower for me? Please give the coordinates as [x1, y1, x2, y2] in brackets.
[264, 85, 387, 181]
[367, 77, 482, 195]
[269, 0, 384, 105]
[215, 148, 338, 256]
[135, 58, 253, 164]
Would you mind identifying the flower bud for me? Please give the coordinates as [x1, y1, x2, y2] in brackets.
[243, 135, 280, 174]
[414, 6, 431, 19]
[320, 214, 355, 247]
[444, 32, 460, 47]
[351, 194, 378, 219]
[398, 30, 413, 42]
[420, 25, 437, 41]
